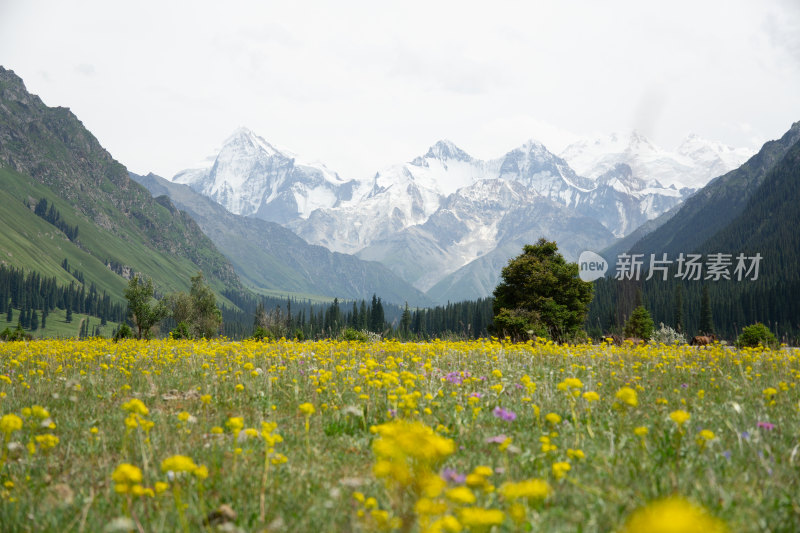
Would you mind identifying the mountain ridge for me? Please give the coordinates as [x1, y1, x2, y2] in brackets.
[0, 65, 244, 303]
[131, 172, 433, 307]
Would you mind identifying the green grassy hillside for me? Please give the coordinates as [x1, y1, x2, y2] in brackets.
[1, 306, 122, 339]
[0, 66, 245, 311]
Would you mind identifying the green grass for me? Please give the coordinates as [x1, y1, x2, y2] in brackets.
[1, 307, 121, 339]
[247, 284, 340, 304]
[0, 339, 798, 532]
[0, 167, 239, 309]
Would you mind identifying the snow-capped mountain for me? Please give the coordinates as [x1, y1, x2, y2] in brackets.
[172, 129, 751, 302]
[560, 131, 752, 190]
[492, 140, 688, 237]
[287, 140, 498, 254]
[173, 127, 354, 224]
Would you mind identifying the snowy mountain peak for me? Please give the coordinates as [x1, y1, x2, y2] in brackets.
[560, 130, 754, 189]
[413, 140, 473, 166]
[629, 129, 654, 146]
[222, 127, 280, 157]
[172, 128, 354, 223]
[516, 139, 550, 154]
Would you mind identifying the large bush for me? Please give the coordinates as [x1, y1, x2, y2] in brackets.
[736, 322, 777, 348]
[491, 239, 593, 342]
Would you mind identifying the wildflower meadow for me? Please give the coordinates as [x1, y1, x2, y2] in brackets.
[0, 337, 798, 532]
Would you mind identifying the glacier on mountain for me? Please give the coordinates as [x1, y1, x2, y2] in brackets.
[172, 128, 753, 301]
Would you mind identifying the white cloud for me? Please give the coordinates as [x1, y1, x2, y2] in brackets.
[0, 0, 798, 180]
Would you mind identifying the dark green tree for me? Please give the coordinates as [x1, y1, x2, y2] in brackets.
[491, 239, 593, 342]
[124, 275, 169, 340]
[359, 300, 368, 330]
[188, 272, 222, 339]
[66, 306, 72, 323]
[624, 306, 655, 341]
[5, 304, 11, 323]
[673, 285, 684, 333]
[699, 285, 714, 334]
[400, 302, 412, 339]
[30, 310, 38, 331]
[369, 295, 385, 333]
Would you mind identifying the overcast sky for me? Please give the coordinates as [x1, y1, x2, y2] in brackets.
[2, 0, 799, 179]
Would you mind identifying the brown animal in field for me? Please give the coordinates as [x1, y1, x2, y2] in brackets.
[690, 334, 718, 346]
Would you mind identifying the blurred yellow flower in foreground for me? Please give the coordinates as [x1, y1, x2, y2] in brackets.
[620, 496, 728, 533]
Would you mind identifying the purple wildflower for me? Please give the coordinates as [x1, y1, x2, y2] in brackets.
[440, 468, 466, 484]
[757, 421, 776, 431]
[492, 406, 517, 421]
[485, 434, 508, 444]
[445, 372, 464, 385]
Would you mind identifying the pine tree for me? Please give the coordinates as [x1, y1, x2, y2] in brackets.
[624, 306, 655, 341]
[359, 300, 368, 330]
[41, 309, 47, 330]
[400, 302, 412, 339]
[30, 310, 38, 331]
[700, 285, 714, 334]
[673, 285, 684, 333]
[7, 305, 13, 323]
[370, 296, 385, 333]
[491, 239, 593, 342]
[66, 306, 73, 323]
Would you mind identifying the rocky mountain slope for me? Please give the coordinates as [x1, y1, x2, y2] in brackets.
[171, 126, 752, 302]
[0, 66, 243, 301]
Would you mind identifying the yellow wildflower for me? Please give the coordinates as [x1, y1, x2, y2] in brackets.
[616, 387, 638, 407]
[121, 398, 149, 416]
[226, 416, 244, 433]
[445, 486, 476, 504]
[160, 455, 198, 474]
[545, 413, 562, 425]
[552, 461, 571, 480]
[34, 434, 59, 450]
[499, 478, 551, 501]
[670, 410, 691, 427]
[112, 463, 143, 494]
[619, 496, 729, 533]
[0, 413, 22, 435]
[582, 391, 600, 402]
[458, 507, 505, 529]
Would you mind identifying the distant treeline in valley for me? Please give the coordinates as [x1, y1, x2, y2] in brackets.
[0, 264, 126, 332]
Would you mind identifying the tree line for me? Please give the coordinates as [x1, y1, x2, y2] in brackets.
[33, 197, 79, 242]
[0, 264, 126, 333]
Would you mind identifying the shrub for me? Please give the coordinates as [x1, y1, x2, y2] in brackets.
[113, 323, 134, 342]
[340, 328, 369, 342]
[624, 306, 655, 341]
[252, 326, 275, 342]
[0, 323, 31, 341]
[736, 323, 777, 349]
[650, 323, 687, 345]
[170, 321, 193, 340]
